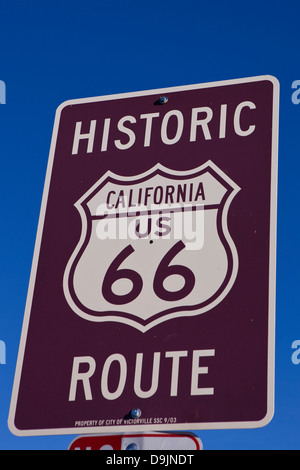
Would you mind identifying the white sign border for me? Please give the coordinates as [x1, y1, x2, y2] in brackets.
[8, 75, 279, 436]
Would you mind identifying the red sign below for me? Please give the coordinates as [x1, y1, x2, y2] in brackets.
[69, 432, 202, 450]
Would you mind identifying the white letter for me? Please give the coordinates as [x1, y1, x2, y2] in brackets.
[291, 340, 300, 364]
[0, 80, 6, 104]
[72, 120, 96, 155]
[291, 80, 300, 105]
[134, 352, 160, 398]
[68, 356, 96, 401]
[165, 350, 188, 396]
[101, 118, 111, 151]
[219, 104, 227, 138]
[161, 110, 184, 145]
[0, 340, 6, 364]
[190, 107, 213, 141]
[234, 101, 256, 136]
[115, 116, 136, 150]
[101, 353, 127, 400]
[96, 218, 117, 240]
[190, 349, 215, 396]
[140, 112, 160, 146]
[183, 206, 205, 251]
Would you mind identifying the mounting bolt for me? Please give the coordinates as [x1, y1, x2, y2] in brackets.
[158, 96, 168, 104]
[130, 408, 142, 419]
[126, 442, 139, 450]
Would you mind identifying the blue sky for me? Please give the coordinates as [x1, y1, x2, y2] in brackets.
[0, 0, 300, 450]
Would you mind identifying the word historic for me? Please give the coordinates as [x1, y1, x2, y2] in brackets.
[71, 100, 256, 155]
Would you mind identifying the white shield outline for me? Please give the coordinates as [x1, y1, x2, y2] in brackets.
[63, 160, 240, 332]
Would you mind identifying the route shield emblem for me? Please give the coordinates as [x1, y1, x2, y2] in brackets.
[63, 160, 240, 331]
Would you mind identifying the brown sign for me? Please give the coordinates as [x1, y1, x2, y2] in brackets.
[9, 76, 279, 436]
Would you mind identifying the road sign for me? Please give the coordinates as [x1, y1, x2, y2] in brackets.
[68, 432, 202, 450]
[8, 76, 279, 436]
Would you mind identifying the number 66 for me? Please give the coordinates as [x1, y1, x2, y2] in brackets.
[102, 240, 195, 305]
